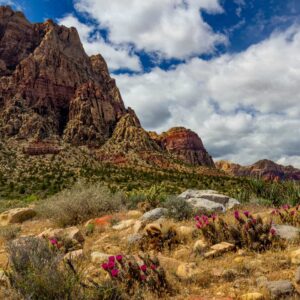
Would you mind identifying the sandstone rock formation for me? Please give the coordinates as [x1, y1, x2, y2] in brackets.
[216, 159, 300, 181]
[150, 127, 215, 167]
[0, 6, 215, 169]
[0, 6, 126, 146]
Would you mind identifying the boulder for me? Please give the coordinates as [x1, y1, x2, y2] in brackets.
[290, 249, 300, 265]
[178, 189, 218, 199]
[265, 280, 295, 299]
[112, 219, 135, 231]
[140, 208, 168, 223]
[186, 198, 225, 212]
[0, 208, 36, 226]
[64, 249, 83, 261]
[91, 252, 110, 264]
[193, 239, 209, 253]
[226, 198, 241, 210]
[204, 242, 235, 258]
[273, 224, 300, 241]
[39, 227, 84, 244]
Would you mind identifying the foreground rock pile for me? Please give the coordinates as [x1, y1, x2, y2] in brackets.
[1, 189, 300, 299]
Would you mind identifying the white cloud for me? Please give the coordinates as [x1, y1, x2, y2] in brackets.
[58, 14, 141, 71]
[74, 0, 227, 59]
[115, 25, 300, 167]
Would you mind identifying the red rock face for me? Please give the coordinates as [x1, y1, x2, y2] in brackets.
[151, 127, 215, 167]
[0, 6, 126, 146]
[216, 159, 300, 181]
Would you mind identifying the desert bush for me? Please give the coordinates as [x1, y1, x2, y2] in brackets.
[36, 182, 125, 227]
[163, 196, 194, 221]
[6, 237, 123, 300]
[101, 254, 173, 299]
[195, 211, 282, 251]
[0, 225, 20, 241]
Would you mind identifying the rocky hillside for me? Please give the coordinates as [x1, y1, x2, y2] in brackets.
[216, 159, 300, 181]
[0, 5, 214, 169]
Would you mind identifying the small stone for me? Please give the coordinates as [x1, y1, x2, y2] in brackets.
[176, 263, 200, 280]
[176, 226, 195, 240]
[91, 252, 110, 264]
[38, 227, 84, 243]
[140, 208, 168, 223]
[295, 267, 300, 284]
[112, 219, 135, 230]
[290, 249, 300, 264]
[0, 207, 36, 225]
[193, 239, 209, 253]
[204, 242, 235, 258]
[265, 280, 295, 299]
[64, 249, 83, 261]
[127, 233, 142, 244]
[240, 293, 265, 300]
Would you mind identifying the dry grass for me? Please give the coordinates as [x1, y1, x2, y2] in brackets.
[36, 182, 126, 227]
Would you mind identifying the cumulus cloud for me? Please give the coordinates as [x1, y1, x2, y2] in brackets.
[115, 25, 300, 167]
[73, 0, 227, 59]
[58, 14, 141, 71]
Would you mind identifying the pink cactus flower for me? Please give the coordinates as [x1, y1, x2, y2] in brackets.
[211, 214, 217, 221]
[50, 238, 58, 245]
[283, 204, 291, 210]
[243, 211, 250, 218]
[140, 275, 147, 281]
[101, 263, 109, 270]
[270, 228, 276, 236]
[116, 255, 123, 262]
[234, 210, 240, 220]
[108, 256, 115, 262]
[194, 216, 200, 221]
[150, 264, 157, 270]
[196, 221, 203, 229]
[111, 269, 119, 277]
[140, 264, 147, 272]
[290, 210, 296, 216]
[108, 261, 115, 269]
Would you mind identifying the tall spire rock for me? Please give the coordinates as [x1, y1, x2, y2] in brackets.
[0, 6, 126, 145]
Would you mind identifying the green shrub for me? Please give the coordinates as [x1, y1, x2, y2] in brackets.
[0, 225, 20, 241]
[163, 196, 194, 221]
[36, 182, 125, 227]
[6, 237, 123, 300]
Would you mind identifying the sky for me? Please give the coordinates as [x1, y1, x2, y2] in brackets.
[3, 0, 300, 167]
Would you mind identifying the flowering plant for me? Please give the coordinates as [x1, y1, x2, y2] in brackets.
[195, 210, 281, 251]
[272, 204, 300, 226]
[101, 253, 172, 297]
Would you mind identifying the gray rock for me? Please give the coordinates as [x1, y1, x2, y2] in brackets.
[178, 189, 219, 199]
[127, 234, 143, 245]
[186, 198, 225, 212]
[273, 224, 300, 241]
[226, 198, 241, 210]
[140, 208, 168, 222]
[295, 267, 300, 284]
[265, 280, 295, 299]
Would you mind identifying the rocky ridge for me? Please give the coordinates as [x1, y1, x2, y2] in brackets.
[0, 6, 214, 169]
[216, 159, 300, 181]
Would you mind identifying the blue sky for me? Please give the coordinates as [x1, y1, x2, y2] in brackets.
[3, 0, 300, 166]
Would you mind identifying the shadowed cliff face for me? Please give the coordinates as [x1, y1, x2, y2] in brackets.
[216, 159, 300, 181]
[0, 6, 215, 168]
[0, 6, 126, 146]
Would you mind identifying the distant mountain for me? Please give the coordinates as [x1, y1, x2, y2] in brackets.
[216, 159, 300, 181]
[0, 6, 214, 169]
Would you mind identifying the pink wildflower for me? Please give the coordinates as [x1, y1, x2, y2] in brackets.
[234, 210, 240, 220]
[111, 269, 119, 277]
[108, 256, 115, 262]
[50, 238, 58, 245]
[211, 214, 217, 221]
[243, 211, 250, 218]
[150, 264, 157, 270]
[196, 221, 203, 229]
[140, 275, 147, 281]
[101, 263, 109, 270]
[108, 261, 115, 269]
[140, 264, 147, 272]
[194, 216, 200, 221]
[290, 210, 296, 216]
[116, 255, 123, 262]
[270, 228, 276, 236]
